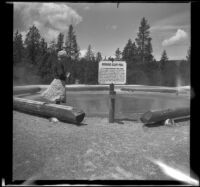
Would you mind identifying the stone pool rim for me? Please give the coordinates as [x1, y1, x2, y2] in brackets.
[13, 84, 190, 94]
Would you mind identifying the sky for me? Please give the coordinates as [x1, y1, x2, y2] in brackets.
[13, 2, 190, 60]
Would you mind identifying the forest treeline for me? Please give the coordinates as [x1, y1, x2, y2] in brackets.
[13, 17, 190, 86]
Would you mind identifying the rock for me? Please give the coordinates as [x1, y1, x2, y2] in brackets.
[164, 119, 174, 126]
[49, 117, 59, 123]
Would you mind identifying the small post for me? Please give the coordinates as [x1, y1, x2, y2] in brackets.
[64, 85, 67, 103]
[109, 83, 116, 123]
[64, 72, 71, 104]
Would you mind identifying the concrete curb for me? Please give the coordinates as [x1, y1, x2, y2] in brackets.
[13, 84, 190, 94]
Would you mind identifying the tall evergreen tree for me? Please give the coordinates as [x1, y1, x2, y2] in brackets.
[39, 38, 48, 55]
[144, 37, 153, 62]
[122, 40, 138, 64]
[13, 30, 24, 65]
[115, 48, 122, 60]
[160, 50, 168, 70]
[159, 50, 178, 86]
[65, 25, 80, 60]
[135, 17, 153, 63]
[24, 25, 41, 65]
[96, 52, 102, 62]
[122, 39, 140, 84]
[85, 44, 95, 61]
[122, 39, 133, 62]
[160, 50, 168, 62]
[37, 51, 56, 84]
[56, 32, 64, 52]
[36, 37, 48, 81]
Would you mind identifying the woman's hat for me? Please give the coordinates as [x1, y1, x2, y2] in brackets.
[58, 50, 67, 57]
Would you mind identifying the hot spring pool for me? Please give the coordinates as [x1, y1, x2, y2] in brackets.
[17, 90, 190, 120]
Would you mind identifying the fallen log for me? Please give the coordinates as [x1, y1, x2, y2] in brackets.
[140, 107, 190, 124]
[13, 87, 41, 95]
[13, 97, 85, 124]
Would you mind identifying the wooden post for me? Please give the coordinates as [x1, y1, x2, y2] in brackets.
[109, 83, 116, 123]
[64, 85, 67, 103]
[64, 72, 70, 104]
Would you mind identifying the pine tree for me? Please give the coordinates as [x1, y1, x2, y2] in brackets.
[135, 17, 153, 63]
[24, 25, 41, 65]
[13, 30, 24, 65]
[144, 37, 153, 62]
[38, 51, 56, 84]
[56, 32, 64, 52]
[122, 39, 140, 84]
[96, 52, 102, 62]
[160, 50, 168, 70]
[65, 25, 80, 60]
[160, 50, 173, 86]
[115, 48, 122, 60]
[122, 39, 133, 62]
[39, 38, 48, 55]
[122, 40, 138, 64]
[85, 44, 95, 61]
[36, 37, 48, 82]
[160, 50, 168, 62]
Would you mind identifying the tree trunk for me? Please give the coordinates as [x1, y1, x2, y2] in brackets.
[140, 107, 190, 124]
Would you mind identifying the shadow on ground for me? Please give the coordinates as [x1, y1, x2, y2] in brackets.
[143, 118, 190, 128]
[114, 118, 139, 124]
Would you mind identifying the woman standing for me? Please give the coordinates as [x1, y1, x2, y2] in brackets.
[41, 50, 70, 104]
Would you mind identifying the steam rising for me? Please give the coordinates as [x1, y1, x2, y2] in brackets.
[13, 63, 41, 85]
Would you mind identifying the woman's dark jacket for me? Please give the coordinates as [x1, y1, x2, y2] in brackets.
[53, 59, 66, 81]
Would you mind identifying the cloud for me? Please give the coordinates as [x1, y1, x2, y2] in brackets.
[80, 46, 96, 58]
[79, 49, 87, 58]
[162, 29, 187, 46]
[14, 2, 82, 42]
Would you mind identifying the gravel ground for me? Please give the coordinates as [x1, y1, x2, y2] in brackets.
[13, 111, 190, 181]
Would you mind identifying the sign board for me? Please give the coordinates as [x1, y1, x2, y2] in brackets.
[98, 61, 127, 84]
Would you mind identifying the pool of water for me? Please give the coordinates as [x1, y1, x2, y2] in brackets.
[20, 91, 190, 120]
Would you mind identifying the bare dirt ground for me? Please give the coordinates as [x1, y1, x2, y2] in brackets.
[13, 111, 190, 181]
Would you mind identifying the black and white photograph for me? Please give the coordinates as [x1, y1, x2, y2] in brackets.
[10, 1, 198, 185]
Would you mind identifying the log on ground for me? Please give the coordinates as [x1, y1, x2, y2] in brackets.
[13, 97, 85, 124]
[140, 107, 190, 124]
